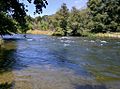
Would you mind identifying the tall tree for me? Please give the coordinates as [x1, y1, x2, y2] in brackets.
[57, 3, 69, 36]
[68, 7, 81, 36]
[87, 0, 120, 33]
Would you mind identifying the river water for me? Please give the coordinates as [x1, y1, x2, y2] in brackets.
[0, 34, 120, 89]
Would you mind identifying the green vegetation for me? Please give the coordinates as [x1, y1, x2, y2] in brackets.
[0, 0, 120, 37]
[87, 0, 120, 33]
[27, 4, 91, 36]
[27, 0, 120, 37]
[0, 0, 48, 36]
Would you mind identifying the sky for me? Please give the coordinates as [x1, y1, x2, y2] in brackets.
[23, 0, 88, 17]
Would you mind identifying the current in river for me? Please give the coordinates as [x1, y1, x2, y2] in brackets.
[0, 34, 120, 89]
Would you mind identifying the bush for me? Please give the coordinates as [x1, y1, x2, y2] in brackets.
[52, 27, 64, 36]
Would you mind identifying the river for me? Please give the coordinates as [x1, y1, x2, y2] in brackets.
[0, 34, 120, 89]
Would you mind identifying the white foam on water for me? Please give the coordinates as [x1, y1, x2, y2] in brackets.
[90, 40, 95, 43]
[100, 40, 108, 43]
[84, 40, 87, 42]
[100, 44, 103, 46]
[60, 40, 74, 43]
[59, 37, 71, 40]
[27, 38, 33, 41]
[64, 43, 70, 47]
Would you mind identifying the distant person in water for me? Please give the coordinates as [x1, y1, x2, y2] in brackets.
[23, 34, 27, 38]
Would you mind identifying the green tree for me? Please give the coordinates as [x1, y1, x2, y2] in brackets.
[26, 15, 34, 30]
[68, 7, 81, 36]
[56, 3, 69, 36]
[68, 7, 90, 36]
[32, 16, 42, 30]
[0, 13, 17, 36]
[0, 0, 48, 36]
[78, 9, 91, 36]
[87, 0, 120, 33]
[33, 15, 49, 30]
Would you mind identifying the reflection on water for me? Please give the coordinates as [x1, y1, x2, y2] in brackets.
[0, 49, 16, 73]
[0, 35, 120, 89]
[0, 40, 17, 87]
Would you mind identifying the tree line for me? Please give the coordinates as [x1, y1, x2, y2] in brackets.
[0, 0, 120, 36]
[28, 0, 120, 36]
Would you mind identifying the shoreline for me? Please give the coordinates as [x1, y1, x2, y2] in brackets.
[27, 30, 53, 35]
[94, 33, 120, 39]
[27, 30, 120, 39]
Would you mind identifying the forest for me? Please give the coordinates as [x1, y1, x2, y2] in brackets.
[0, 0, 120, 37]
[25, 0, 120, 36]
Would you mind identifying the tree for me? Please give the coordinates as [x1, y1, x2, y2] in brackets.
[78, 9, 91, 36]
[56, 3, 69, 36]
[68, 7, 81, 36]
[25, 15, 34, 30]
[87, 0, 120, 33]
[0, 0, 48, 36]
[0, 13, 17, 36]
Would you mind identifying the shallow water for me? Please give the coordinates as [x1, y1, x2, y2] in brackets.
[0, 34, 120, 89]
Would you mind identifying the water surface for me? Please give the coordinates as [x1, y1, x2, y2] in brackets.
[0, 35, 120, 89]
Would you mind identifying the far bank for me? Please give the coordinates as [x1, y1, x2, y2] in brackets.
[27, 30, 53, 36]
[27, 30, 120, 39]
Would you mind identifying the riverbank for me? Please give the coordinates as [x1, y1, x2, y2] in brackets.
[82, 32, 120, 39]
[27, 30, 120, 39]
[27, 30, 53, 35]
[94, 32, 120, 38]
[0, 38, 4, 47]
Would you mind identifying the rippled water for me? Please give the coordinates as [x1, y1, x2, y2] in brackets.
[0, 34, 120, 89]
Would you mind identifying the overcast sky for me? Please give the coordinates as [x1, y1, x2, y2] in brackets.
[23, 0, 88, 17]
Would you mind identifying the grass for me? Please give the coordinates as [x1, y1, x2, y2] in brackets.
[95, 32, 120, 38]
[82, 31, 120, 39]
[27, 29, 120, 39]
[27, 30, 53, 35]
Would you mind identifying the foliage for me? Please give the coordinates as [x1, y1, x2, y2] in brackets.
[48, 0, 120, 35]
[1, 0, 119, 36]
[87, 0, 120, 33]
[48, 3, 69, 36]
[32, 3, 91, 36]
[57, 3, 69, 36]
[0, 13, 17, 36]
[52, 27, 64, 36]
[68, 7, 80, 36]
[33, 3, 70, 36]
[68, 7, 90, 36]
[0, 0, 48, 35]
